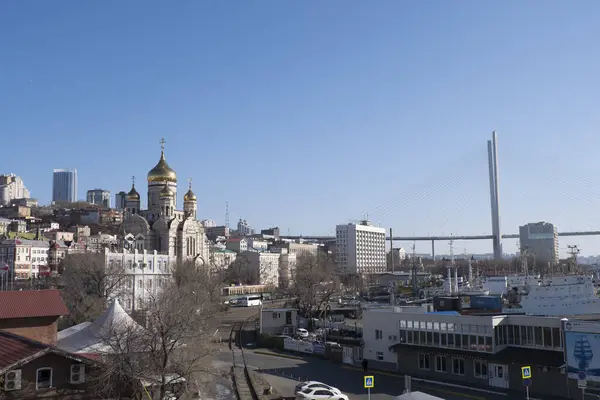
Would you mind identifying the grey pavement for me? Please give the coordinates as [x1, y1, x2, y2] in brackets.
[214, 350, 511, 400]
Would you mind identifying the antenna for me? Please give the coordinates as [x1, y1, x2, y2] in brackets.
[567, 245, 580, 273]
[225, 201, 230, 229]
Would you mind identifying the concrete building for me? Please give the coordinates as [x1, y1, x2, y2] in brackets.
[103, 248, 174, 313]
[86, 189, 111, 208]
[237, 219, 253, 236]
[209, 248, 237, 272]
[361, 306, 580, 399]
[336, 221, 386, 274]
[52, 169, 78, 203]
[261, 227, 280, 240]
[238, 251, 280, 286]
[0, 238, 50, 279]
[226, 237, 248, 253]
[0, 174, 30, 206]
[259, 308, 298, 335]
[201, 219, 217, 228]
[205, 225, 230, 240]
[278, 253, 297, 288]
[247, 238, 268, 252]
[271, 242, 318, 257]
[519, 222, 559, 265]
[115, 191, 127, 209]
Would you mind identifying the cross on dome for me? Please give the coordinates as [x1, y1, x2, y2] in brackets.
[160, 138, 166, 151]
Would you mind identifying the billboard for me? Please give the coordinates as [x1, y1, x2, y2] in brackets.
[564, 321, 600, 382]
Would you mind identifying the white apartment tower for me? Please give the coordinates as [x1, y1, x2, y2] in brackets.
[336, 220, 387, 274]
[0, 174, 30, 206]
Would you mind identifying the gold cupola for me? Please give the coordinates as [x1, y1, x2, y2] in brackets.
[160, 184, 174, 197]
[147, 138, 177, 183]
[184, 178, 196, 202]
[127, 177, 140, 201]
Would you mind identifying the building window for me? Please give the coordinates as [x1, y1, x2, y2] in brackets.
[474, 360, 488, 379]
[138, 279, 143, 288]
[36, 368, 52, 389]
[452, 358, 465, 375]
[375, 329, 383, 340]
[418, 353, 430, 370]
[376, 352, 384, 361]
[435, 355, 447, 373]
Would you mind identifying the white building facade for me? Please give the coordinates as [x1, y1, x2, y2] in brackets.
[239, 251, 280, 286]
[336, 221, 386, 274]
[0, 238, 49, 279]
[0, 174, 30, 206]
[104, 248, 174, 313]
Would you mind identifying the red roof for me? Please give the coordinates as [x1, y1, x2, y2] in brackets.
[0, 331, 46, 370]
[0, 290, 69, 319]
[0, 331, 97, 372]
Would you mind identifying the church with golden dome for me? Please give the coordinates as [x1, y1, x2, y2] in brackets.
[118, 139, 209, 265]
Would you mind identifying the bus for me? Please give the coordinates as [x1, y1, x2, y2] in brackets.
[239, 295, 262, 307]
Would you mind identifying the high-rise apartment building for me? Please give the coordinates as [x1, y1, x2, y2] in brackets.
[0, 174, 30, 205]
[52, 169, 78, 203]
[86, 189, 111, 208]
[519, 222, 559, 266]
[115, 191, 127, 209]
[336, 220, 387, 274]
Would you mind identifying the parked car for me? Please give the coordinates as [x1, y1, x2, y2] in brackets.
[296, 328, 309, 338]
[295, 387, 348, 400]
[295, 381, 342, 395]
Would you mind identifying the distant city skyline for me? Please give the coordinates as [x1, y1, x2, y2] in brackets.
[3, 2, 600, 256]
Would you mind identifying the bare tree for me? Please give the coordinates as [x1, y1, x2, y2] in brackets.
[60, 252, 128, 324]
[290, 253, 340, 318]
[224, 252, 259, 285]
[94, 265, 220, 400]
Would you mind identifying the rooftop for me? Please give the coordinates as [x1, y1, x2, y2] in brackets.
[0, 330, 94, 372]
[0, 289, 69, 319]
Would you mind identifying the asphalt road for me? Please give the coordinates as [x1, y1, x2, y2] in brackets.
[213, 350, 512, 400]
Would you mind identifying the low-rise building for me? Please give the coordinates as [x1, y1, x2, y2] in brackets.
[210, 248, 237, 272]
[362, 306, 580, 399]
[0, 205, 31, 219]
[226, 237, 248, 253]
[247, 238, 268, 252]
[0, 239, 50, 279]
[103, 248, 174, 313]
[259, 308, 298, 335]
[43, 231, 74, 242]
[237, 251, 280, 286]
[83, 233, 118, 253]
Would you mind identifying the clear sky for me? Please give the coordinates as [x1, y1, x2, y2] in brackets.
[2, 1, 600, 256]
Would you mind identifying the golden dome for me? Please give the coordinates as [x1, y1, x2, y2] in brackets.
[127, 185, 140, 201]
[160, 184, 174, 197]
[147, 150, 177, 183]
[184, 189, 197, 202]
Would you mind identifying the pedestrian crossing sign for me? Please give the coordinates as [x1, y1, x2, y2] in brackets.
[364, 376, 374, 388]
[521, 366, 532, 379]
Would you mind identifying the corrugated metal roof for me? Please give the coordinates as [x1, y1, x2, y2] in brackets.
[0, 290, 69, 319]
[0, 331, 47, 370]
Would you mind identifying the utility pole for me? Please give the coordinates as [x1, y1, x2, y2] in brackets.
[225, 201, 230, 229]
[411, 242, 418, 296]
[390, 228, 394, 273]
[567, 245, 580, 274]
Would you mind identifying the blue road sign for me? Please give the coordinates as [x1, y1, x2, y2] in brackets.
[521, 366, 532, 379]
[579, 371, 587, 380]
[364, 376, 374, 388]
[523, 378, 532, 387]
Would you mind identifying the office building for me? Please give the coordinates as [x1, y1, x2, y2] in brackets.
[335, 220, 386, 274]
[52, 169, 78, 203]
[86, 189, 111, 208]
[115, 191, 127, 209]
[519, 222, 559, 265]
[0, 174, 30, 206]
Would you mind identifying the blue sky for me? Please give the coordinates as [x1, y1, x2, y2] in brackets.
[2, 1, 600, 256]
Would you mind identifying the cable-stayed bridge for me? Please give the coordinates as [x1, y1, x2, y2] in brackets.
[282, 132, 600, 259]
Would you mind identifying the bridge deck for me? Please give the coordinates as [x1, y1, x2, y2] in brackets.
[281, 231, 600, 241]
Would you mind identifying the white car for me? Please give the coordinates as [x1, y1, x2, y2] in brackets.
[295, 386, 348, 400]
[295, 381, 341, 394]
